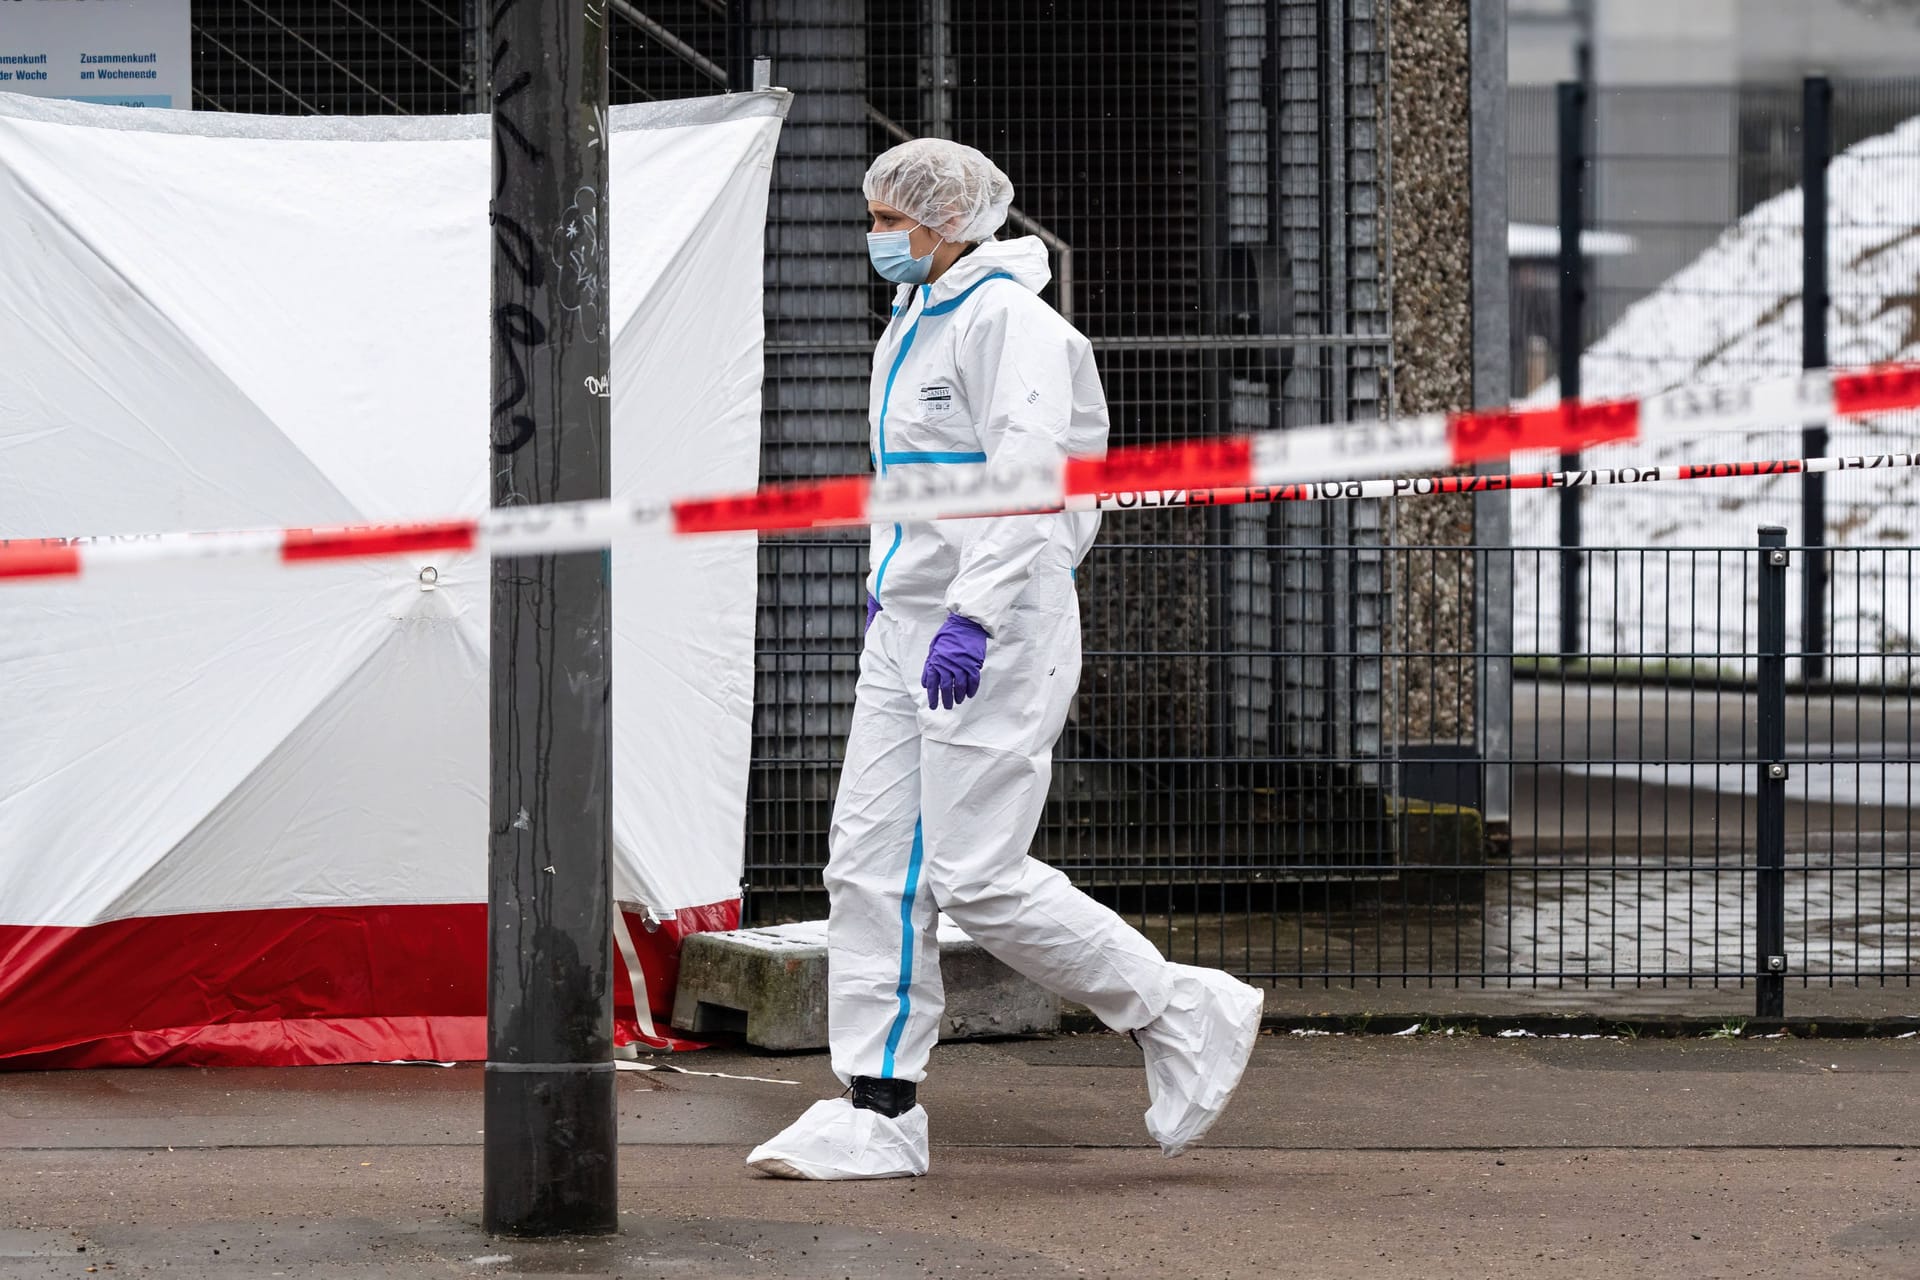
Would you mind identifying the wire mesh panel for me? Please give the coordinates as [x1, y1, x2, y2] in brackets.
[192, 2, 747, 115]
[1086, 535, 1920, 1009]
[1563, 84, 1805, 585]
[1824, 78, 1920, 539]
[1508, 82, 1806, 396]
[191, 1, 476, 114]
[1510, 78, 1920, 651]
[1497, 543, 1918, 1009]
[1795, 548, 1920, 990]
[730, 1, 1398, 927]
[1507, 83, 1559, 396]
[1505, 544, 1773, 994]
[730, 3, 875, 912]
[1006, 537, 1920, 1002]
[607, 1, 735, 103]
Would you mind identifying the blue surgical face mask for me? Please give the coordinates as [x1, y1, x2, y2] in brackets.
[867, 226, 935, 285]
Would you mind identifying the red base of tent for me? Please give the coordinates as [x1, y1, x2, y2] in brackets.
[0, 898, 739, 1069]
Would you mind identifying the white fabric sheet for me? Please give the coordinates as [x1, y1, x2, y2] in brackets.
[0, 91, 784, 929]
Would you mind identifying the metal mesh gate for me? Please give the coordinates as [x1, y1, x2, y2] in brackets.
[734, 3, 1396, 949]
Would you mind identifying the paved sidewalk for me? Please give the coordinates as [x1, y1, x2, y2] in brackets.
[1254, 983, 1920, 1021]
[6, 1033, 1920, 1278]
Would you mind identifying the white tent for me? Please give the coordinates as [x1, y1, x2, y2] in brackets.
[0, 91, 786, 1067]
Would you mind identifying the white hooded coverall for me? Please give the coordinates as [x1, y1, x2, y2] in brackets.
[827, 235, 1174, 1085]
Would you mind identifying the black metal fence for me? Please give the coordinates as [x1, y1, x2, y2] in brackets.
[1511, 76, 1920, 675]
[736, 2, 1396, 926]
[1497, 533, 1919, 1015]
[1028, 531, 1914, 1017]
[747, 527, 1920, 1016]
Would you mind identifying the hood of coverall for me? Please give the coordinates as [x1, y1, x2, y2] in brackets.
[915, 235, 1053, 307]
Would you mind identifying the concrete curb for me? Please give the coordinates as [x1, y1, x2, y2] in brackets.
[1058, 1007, 1920, 1039]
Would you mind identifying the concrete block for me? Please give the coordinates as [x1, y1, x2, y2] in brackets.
[1394, 797, 1489, 906]
[671, 916, 1060, 1051]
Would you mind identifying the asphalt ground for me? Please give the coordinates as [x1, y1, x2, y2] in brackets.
[5, 1032, 1920, 1278]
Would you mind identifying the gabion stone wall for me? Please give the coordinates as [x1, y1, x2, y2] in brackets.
[1388, 0, 1477, 746]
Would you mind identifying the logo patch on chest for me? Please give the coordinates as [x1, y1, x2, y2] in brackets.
[917, 382, 956, 418]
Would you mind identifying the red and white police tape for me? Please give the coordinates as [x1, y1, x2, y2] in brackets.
[5, 363, 1919, 582]
[1090, 450, 1920, 512]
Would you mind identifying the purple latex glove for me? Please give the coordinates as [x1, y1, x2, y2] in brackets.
[921, 614, 989, 710]
[866, 594, 882, 633]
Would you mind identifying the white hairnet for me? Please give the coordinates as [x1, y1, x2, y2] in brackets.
[863, 138, 1015, 244]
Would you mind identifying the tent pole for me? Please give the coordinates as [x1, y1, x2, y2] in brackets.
[483, 0, 619, 1237]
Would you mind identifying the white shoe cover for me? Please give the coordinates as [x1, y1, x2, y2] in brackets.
[1135, 964, 1264, 1157]
[745, 1097, 930, 1180]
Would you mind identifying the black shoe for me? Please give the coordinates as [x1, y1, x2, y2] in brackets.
[850, 1075, 917, 1118]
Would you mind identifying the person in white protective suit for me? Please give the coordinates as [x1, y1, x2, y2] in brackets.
[746, 138, 1264, 1181]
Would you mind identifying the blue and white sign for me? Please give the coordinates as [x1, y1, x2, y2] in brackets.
[0, 0, 192, 110]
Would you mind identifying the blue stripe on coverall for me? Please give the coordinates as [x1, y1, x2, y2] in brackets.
[880, 819, 928, 1079]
